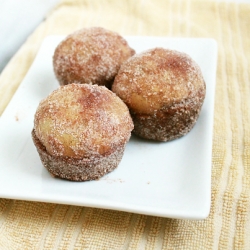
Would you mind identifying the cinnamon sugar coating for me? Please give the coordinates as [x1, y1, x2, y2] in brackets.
[112, 48, 206, 141]
[32, 130, 124, 181]
[32, 83, 133, 181]
[53, 27, 135, 88]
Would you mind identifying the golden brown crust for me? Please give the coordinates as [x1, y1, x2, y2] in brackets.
[32, 83, 133, 181]
[112, 48, 206, 141]
[53, 27, 135, 88]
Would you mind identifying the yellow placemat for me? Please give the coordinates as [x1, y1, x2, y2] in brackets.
[0, 0, 250, 249]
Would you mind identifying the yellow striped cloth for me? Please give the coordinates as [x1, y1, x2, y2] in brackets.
[0, 0, 250, 249]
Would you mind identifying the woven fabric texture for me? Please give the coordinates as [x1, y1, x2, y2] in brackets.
[0, 0, 250, 249]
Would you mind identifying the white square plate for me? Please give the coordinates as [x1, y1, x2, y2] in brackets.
[0, 36, 217, 219]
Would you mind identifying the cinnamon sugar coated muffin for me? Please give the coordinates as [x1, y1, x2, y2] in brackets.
[53, 27, 135, 88]
[112, 48, 206, 141]
[32, 83, 134, 181]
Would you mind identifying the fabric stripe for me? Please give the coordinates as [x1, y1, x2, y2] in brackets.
[145, 217, 164, 250]
[55, 206, 84, 249]
[233, 3, 250, 249]
[37, 204, 70, 249]
[218, 2, 245, 249]
[121, 213, 142, 250]
[74, 208, 133, 249]
[127, 215, 147, 249]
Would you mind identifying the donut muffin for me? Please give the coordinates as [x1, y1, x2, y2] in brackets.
[53, 27, 135, 88]
[112, 48, 206, 142]
[32, 83, 133, 181]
